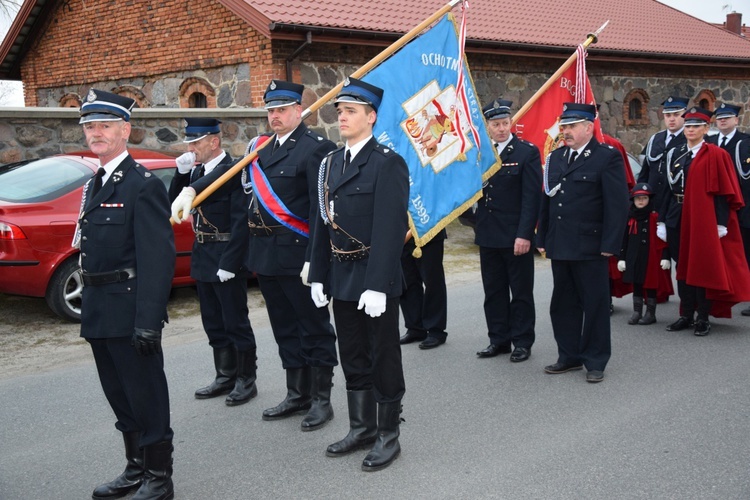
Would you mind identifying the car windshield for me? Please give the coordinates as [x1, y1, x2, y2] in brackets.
[0, 158, 93, 203]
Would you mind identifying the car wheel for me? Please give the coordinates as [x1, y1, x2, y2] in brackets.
[45, 257, 83, 323]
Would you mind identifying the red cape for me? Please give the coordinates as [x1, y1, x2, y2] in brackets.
[677, 143, 750, 317]
[603, 133, 636, 190]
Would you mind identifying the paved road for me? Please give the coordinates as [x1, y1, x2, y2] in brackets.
[1, 260, 749, 499]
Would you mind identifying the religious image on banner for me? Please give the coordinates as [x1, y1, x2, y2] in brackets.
[514, 47, 602, 162]
[362, 13, 498, 248]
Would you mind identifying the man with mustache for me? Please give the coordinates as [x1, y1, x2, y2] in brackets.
[537, 103, 628, 383]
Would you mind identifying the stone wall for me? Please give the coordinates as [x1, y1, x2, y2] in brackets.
[0, 108, 269, 164]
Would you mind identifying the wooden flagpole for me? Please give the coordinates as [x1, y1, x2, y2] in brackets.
[172, 0, 464, 223]
[511, 21, 609, 127]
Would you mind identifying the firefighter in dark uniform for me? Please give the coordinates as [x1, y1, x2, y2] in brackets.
[398, 228, 448, 350]
[706, 103, 750, 316]
[474, 98, 542, 362]
[637, 96, 688, 211]
[169, 118, 257, 406]
[537, 103, 629, 384]
[172, 81, 339, 431]
[309, 78, 409, 472]
[76, 89, 175, 500]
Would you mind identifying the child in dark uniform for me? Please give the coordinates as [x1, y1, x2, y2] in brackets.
[618, 183, 671, 325]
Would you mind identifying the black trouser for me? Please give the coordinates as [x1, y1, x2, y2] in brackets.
[257, 274, 338, 369]
[88, 337, 173, 447]
[196, 278, 255, 350]
[479, 246, 535, 349]
[550, 258, 611, 371]
[399, 237, 447, 339]
[332, 298, 405, 403]
[633, 284, 656, 299]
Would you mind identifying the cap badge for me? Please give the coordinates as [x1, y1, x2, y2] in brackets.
[493, 101, 500, 109]
[690, 107, 697, 113]
[87, 89, 97, 103]
[563, 104, 568, 111]
[344, 77, 351, 87]
[269, 81, 277, 90]
[667, 97, 673, 103]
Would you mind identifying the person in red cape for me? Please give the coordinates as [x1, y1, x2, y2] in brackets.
[658, 107, 750, 336]
[617, 183, 673, 325]
[601, 129, 637, 306]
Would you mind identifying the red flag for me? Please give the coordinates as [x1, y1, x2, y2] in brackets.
[513, 56, 602, 161]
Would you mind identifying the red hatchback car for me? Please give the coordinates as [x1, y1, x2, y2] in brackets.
[0, 149, 194, 322]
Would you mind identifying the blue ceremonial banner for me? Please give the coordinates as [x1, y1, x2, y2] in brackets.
[362, 14, 499, 247]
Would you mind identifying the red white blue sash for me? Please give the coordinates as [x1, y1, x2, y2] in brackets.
[248, 135, 310, 237]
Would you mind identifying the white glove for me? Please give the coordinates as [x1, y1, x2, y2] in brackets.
[300, 262, 311, 287]
[617, 260, 626, 272]
[656, 222, 667, 242]
[718, 225, 728, 238]
[357, 290, 387, 318]
[660, 259, 671, 270]
[217, 269, 235, 282]
[171, 187, 196, 223]
[311, 282, 329, 308]
[175, 152, 196, 174]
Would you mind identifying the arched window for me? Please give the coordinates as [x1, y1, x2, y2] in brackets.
[112, 86, 148, 108]
[179, 78, 216, 108]
[59, 93, 81, 108]
[694, 89, 716, 112]
[622, 89, 650, 127]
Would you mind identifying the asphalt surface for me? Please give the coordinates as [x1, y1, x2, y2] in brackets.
[1, 260, 750, 499]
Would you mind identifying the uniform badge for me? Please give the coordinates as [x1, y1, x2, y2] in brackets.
[344, 77, 350, 87]
[144, 172, 151, 177]
[584, 149, 591, 157]
[507, 144, 514, 152]
[384, 148, 390, 153]
[562, 104, 568, 111]
[690, 107, 697, 114]
[112, 170, 124, 183]
[269, 81, 277, 90]
[87, 89, 97, 102]
[720, 103, 727, 109]
[667, 97, 673, 103]
[493, 100, 500, 109]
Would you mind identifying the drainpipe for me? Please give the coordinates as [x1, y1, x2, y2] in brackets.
[286, 32, 313, 81]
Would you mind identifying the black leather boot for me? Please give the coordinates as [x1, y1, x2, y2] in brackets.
[131, 440, 173, 500]
[639, 297, 657, 325]
[225, 348, 258, 406]
[326, 390, 376, 457]
[362, 401, 402, 472]
[262, 367, 312, 420]
[92, 431, 144, 499]
[301, 366, 334, 432]
[194, 346, 237, 399]
[628, 296, 643, 325]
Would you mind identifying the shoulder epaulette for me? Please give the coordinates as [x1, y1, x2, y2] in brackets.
[374, 143, 397, 156]
[304, 129, 329, 142]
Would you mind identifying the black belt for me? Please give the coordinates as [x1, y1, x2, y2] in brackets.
[331, 244, 370, 262]
[673, 194, 684, 204]
[195, 232, 231, 243]
[81, 268, 136, 286]
[247, 224, 290, 237]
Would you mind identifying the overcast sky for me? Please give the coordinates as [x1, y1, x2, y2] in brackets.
[0, 1, 748, 106]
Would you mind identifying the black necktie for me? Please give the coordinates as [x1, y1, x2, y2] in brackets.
[667, 133, 675, 145]
[720, 136, 727, 148]
[568, 151, 578, 165]
[272, 139, 280, 154]
[193, 164, 205, 180]
[90, 167, 105, 197]
[343, 150, 351, 175]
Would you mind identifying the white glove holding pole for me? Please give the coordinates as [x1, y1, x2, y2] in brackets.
[617, 261, 626, 272]
[175, 152, 196, 174]
[171, 187, 196, 223]
[300, 262, 311, 287]
[311, 282, 329, 308]
[660, 259, 671, 270]
[357, 290, 386, 318]
[656, 222, 667, 242]
[718, 225, 728, 238]
[216, 269, 235, 282]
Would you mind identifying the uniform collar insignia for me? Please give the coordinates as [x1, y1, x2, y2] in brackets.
[112, 170, 124, 182]
[583, 149, 591, 157]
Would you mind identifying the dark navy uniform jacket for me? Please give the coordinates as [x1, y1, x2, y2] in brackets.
[309, 137, 409, 301]
[637, 129, 686, 208]
[708, 132, 750, 228]
[192, 125, 335, 276]
[475, 136, 542, 248]
[79, 155, 175, 338]
[537, 138, 629, 259]
[169, 153, 248, 282]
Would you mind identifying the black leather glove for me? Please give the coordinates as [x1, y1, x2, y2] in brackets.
[131, 327, 162, 356]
